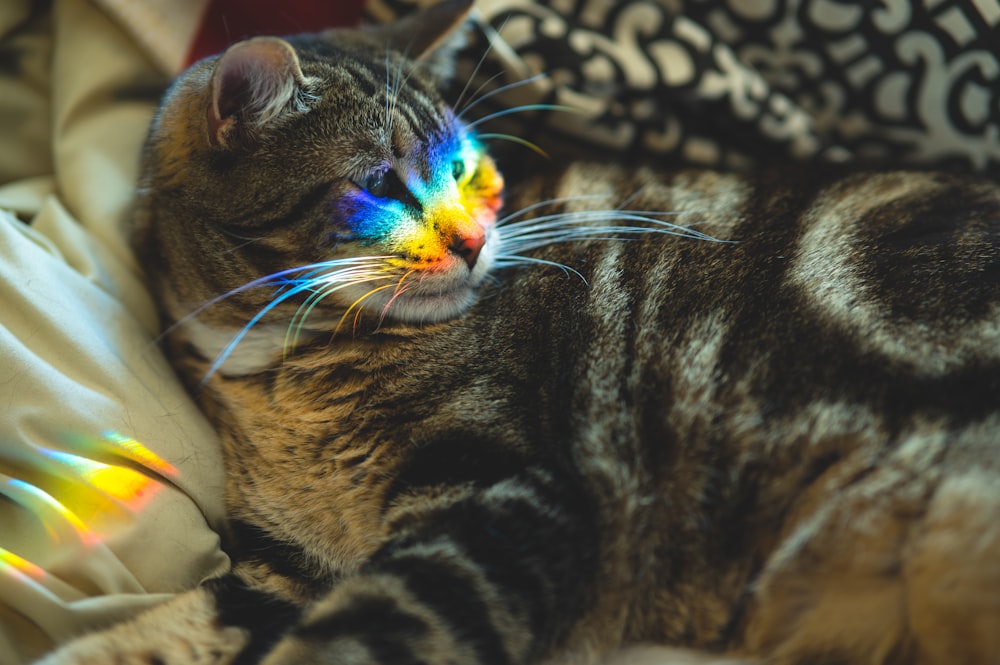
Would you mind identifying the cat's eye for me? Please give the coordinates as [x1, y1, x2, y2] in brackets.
[452, 159, 466, 182]
[355, 169, 422, 210]
[361, 171, 389, 198]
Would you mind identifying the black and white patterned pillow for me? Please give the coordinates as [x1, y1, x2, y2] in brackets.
[368, 0, 1000, 172]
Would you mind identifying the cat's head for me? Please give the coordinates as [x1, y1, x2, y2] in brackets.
[134, 0, 503, 346]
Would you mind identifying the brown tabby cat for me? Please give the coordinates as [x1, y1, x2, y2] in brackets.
[39, 1, 1000, 664]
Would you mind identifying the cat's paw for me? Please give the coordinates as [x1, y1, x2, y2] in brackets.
[257, 574, 482, 665]
[35, 630, 245, 665]
[258, 612, 473, 665]
[34, 588, 250, 665]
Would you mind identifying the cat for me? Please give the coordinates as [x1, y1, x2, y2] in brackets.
[38, 0, 1000, 664]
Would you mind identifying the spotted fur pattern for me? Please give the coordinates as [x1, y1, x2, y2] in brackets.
[38, 2, 1000, 664]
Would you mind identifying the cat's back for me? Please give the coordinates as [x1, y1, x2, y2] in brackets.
[424, 162, 1000, 651]
[521, 163, 1000, 655]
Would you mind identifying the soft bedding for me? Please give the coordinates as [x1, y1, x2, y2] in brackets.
[0, 2, 232, 662]
[1, 1, 998, 663]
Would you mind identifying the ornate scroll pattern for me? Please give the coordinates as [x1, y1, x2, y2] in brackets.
[367, 0, 1000, 171]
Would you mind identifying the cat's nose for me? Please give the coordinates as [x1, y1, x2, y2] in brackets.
[448, 231, 485, 270]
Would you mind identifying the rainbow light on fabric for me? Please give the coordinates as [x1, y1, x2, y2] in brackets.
[0, 432, 177, 582]
[0, 542, 46, 580]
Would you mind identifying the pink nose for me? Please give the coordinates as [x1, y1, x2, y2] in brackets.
[449, 230, 485, 270]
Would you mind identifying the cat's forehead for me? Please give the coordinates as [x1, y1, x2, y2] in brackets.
[301, 49, 457, 148]
[297, 40, 443, 106]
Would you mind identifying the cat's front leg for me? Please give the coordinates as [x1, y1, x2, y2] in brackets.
[35, 575, 300, 665]
[260, 470, 600, 665]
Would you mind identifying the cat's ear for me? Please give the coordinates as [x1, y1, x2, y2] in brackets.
[207, 37, 307, 149]
[368, 0, 474, 83]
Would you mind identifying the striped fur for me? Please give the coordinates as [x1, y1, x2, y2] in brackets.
[40, 3, 1000, 665]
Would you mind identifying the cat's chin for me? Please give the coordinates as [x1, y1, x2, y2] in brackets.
[345, 254, 493, 325]
[347, 229, 497, 325]
[379, 287, 481, 324]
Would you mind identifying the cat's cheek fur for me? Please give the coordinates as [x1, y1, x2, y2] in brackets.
[182, 317, 287, 377]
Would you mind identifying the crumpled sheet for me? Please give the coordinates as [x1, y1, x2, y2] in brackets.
[0, 1, 232, 662]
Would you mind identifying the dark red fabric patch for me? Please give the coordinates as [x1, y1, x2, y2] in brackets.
[184, 0, 365, 68]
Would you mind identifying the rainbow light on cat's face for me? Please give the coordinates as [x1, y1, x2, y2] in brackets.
[341, 129, 503, 268]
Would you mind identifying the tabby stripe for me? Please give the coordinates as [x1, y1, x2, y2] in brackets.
[382, 433, 528, 508]
[414, 498, 554, 638]
[203, 575, 301, 665]
[395, 92, 437, 145]
[381, 471, 598, 659]
[362, 623, 432, 665]
[227, 519, 320, 586]
[295, 594, 431, 647]
[213, 179, 332, 234]
[372, 555, 512, 665]
[394, 111, 430, 151]
[344, 64, 381, 99]
[479, 475, 598, 637]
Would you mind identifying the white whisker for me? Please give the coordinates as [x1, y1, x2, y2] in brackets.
[454, 12, 516, 112]
[493, 254, 587, 283]
[465, 103, 580, 130]
[458, 72, 548, 121]
[453, 21, 504, 112]
[495, 195, 607, 226]
[497, 210, 721, 246]
[491, 203, 729, 284]
[172, 256, 395, 383]
[284, 271, 392, 352]
[457, 70, 506, 116]
[384, 49, 392, 137]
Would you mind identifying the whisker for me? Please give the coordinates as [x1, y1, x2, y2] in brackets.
[493, 207, 728, 281]
[383, 40, 416, 139]
[492, 254, 587, 283]
[497, 210, 720, 245]
[284, 271, 392, 354]
[394, 269, 417, 294]
[384, 48, 392, 137]
[337, 283, 398, 337]
[386, 39, 427, 138]
[159, 257, 385, 343]
[379, 280, 414, 326]
[202, 280, 309, 384]
[211, 223, 267, 249]
[456, 70, 506, 116]
[458, 72, 548, 120]
[372, 269, 416, 327]
[453, 12, 514, 112]
[495, 195, 608, 226]
[465, 103, 582, 130]
[474, 13, 535, 83]
[179, 257, 395, 383]
[477, 132, 550, 158]
[614, 188, 647, 212]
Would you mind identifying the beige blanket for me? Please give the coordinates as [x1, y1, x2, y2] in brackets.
[0, 1, 227, 661]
